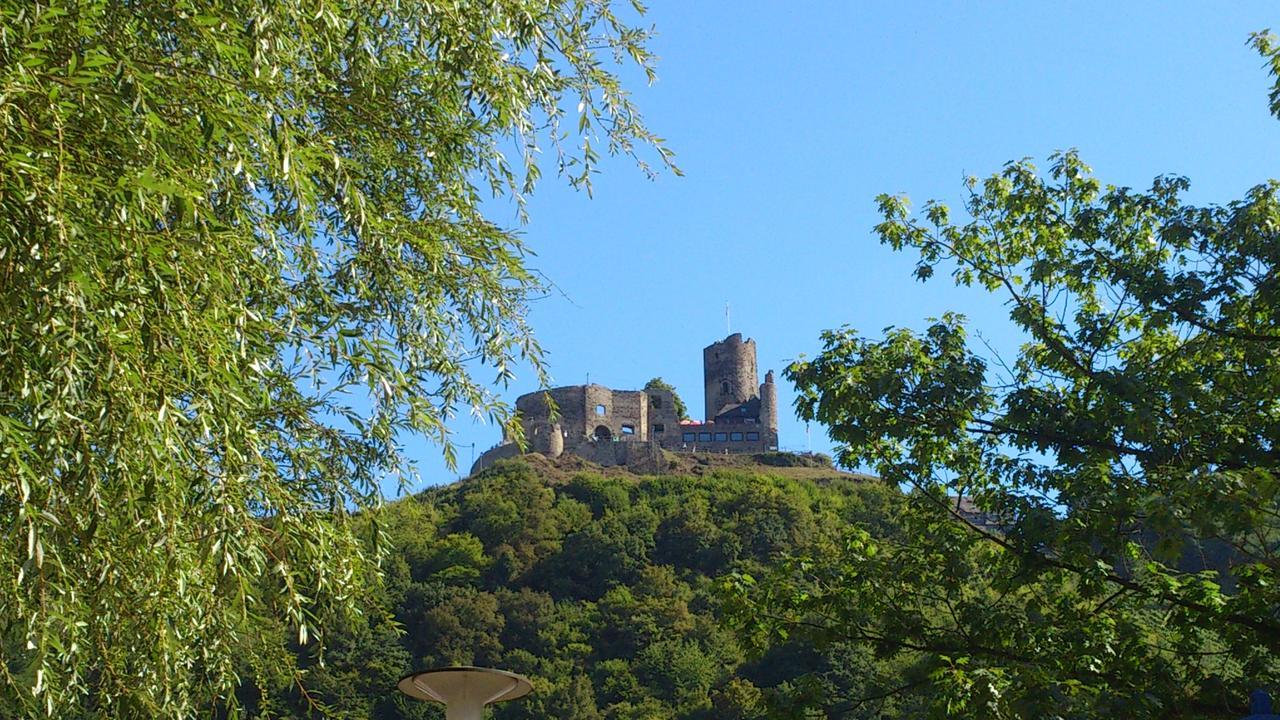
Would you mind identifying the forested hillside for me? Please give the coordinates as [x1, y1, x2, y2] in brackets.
[244, 455, 910, 719]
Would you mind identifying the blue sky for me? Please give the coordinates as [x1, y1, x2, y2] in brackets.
[402, 1, 1280, 490]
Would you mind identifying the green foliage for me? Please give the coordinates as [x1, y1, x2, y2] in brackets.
[724, 59, 1280, 718]
[1250, 29, 1280, 120]
[754, 451, 833, 468]
[645, 377, 689, 420]
[0, 0, 673, 715]
[257, 459, 903, 719]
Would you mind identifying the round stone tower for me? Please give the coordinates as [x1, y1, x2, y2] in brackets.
[703, 333, 759, 420]
[759, 369, 779, 432]
[529, 421, 564, 458]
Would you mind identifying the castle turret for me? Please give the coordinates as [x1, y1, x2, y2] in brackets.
[760, 370, 778, 433]
[530, 421, 564, 458]
[703, 333, 758, 421]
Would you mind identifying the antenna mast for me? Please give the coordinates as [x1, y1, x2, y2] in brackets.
[725, 302, 731, 334]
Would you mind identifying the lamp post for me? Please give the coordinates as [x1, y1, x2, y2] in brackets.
[397, 666, 533, 720]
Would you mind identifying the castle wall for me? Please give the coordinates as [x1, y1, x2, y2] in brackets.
[470, 441, 522, 476]
[574, 439, 667, 474]
[607, 390, 648, 440]
[513, 385, 650, 448]
[703, 333, 759, 420]
[575, 385, 647, 445]
[516, 385, 589, 442]
[642, 386, 682, 443]
[472, 332, 780, 477]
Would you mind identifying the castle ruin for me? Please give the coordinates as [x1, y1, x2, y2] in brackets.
[470, 333, 780, 475]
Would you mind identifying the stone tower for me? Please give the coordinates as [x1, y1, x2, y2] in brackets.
[703, 333, 759, 420]
[529, 421, 564, 458]
[759, 369, 778, 432]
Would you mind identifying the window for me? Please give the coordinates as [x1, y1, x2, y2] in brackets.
[714, 432, 728, 442]
[698, 432, 712, 442]
[594, 425, 613, 441]
[721, 381, 730, 394]
[650, 396, 662, 409]
[595, 404, 606, 416]
[682, 432, 696, 442]
[730, 432, 743, 441]
[621, 424, 635, 435]
[746, 432, 759, 441]
[653, 423, 665, 433]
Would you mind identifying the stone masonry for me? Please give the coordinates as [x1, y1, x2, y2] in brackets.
[470, 333, 780, 475]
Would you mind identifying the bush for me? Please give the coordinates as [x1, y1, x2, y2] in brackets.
[753, 452, 832, 468]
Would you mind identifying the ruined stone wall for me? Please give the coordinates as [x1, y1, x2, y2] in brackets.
[581, 384, 620, 445]
[608, 390, 648, 440]
[515, 384, 654, 450]
[703, 333, 759, 420]
[516, 385, 590, 446]
[469, 441, 522, 476]
[573, 439, 667, 474]
[642, 386, 682, 444]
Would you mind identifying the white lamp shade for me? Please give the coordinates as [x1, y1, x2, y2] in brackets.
[398, 666, 533, 720]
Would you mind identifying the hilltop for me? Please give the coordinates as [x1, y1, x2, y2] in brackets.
[247, 454, 912, 719]
[495, 449, 874, 485]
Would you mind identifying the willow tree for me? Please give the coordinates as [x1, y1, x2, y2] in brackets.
[0, 0, 673, 715]
[725, 36, 1280, 720]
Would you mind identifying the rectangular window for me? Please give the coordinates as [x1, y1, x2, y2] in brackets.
[714, 432, 728, 442]
[730, 432, 744, 441]
[698, 432, 712, 442]
[654, 423, 665, 433]
[621, 424, 635, 435]
[746, 432, 759, 441]
[682, 432, 696, 442]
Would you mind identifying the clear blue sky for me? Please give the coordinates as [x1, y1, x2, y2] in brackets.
[401, 1, 1280, 490]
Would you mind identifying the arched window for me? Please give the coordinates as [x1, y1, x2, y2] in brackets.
[593, 425, 612, 442]
[721, 381, 730, 395]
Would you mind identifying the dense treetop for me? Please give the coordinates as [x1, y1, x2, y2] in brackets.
[724, 64, 1280, 720]
[249, 455, 910, 719]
